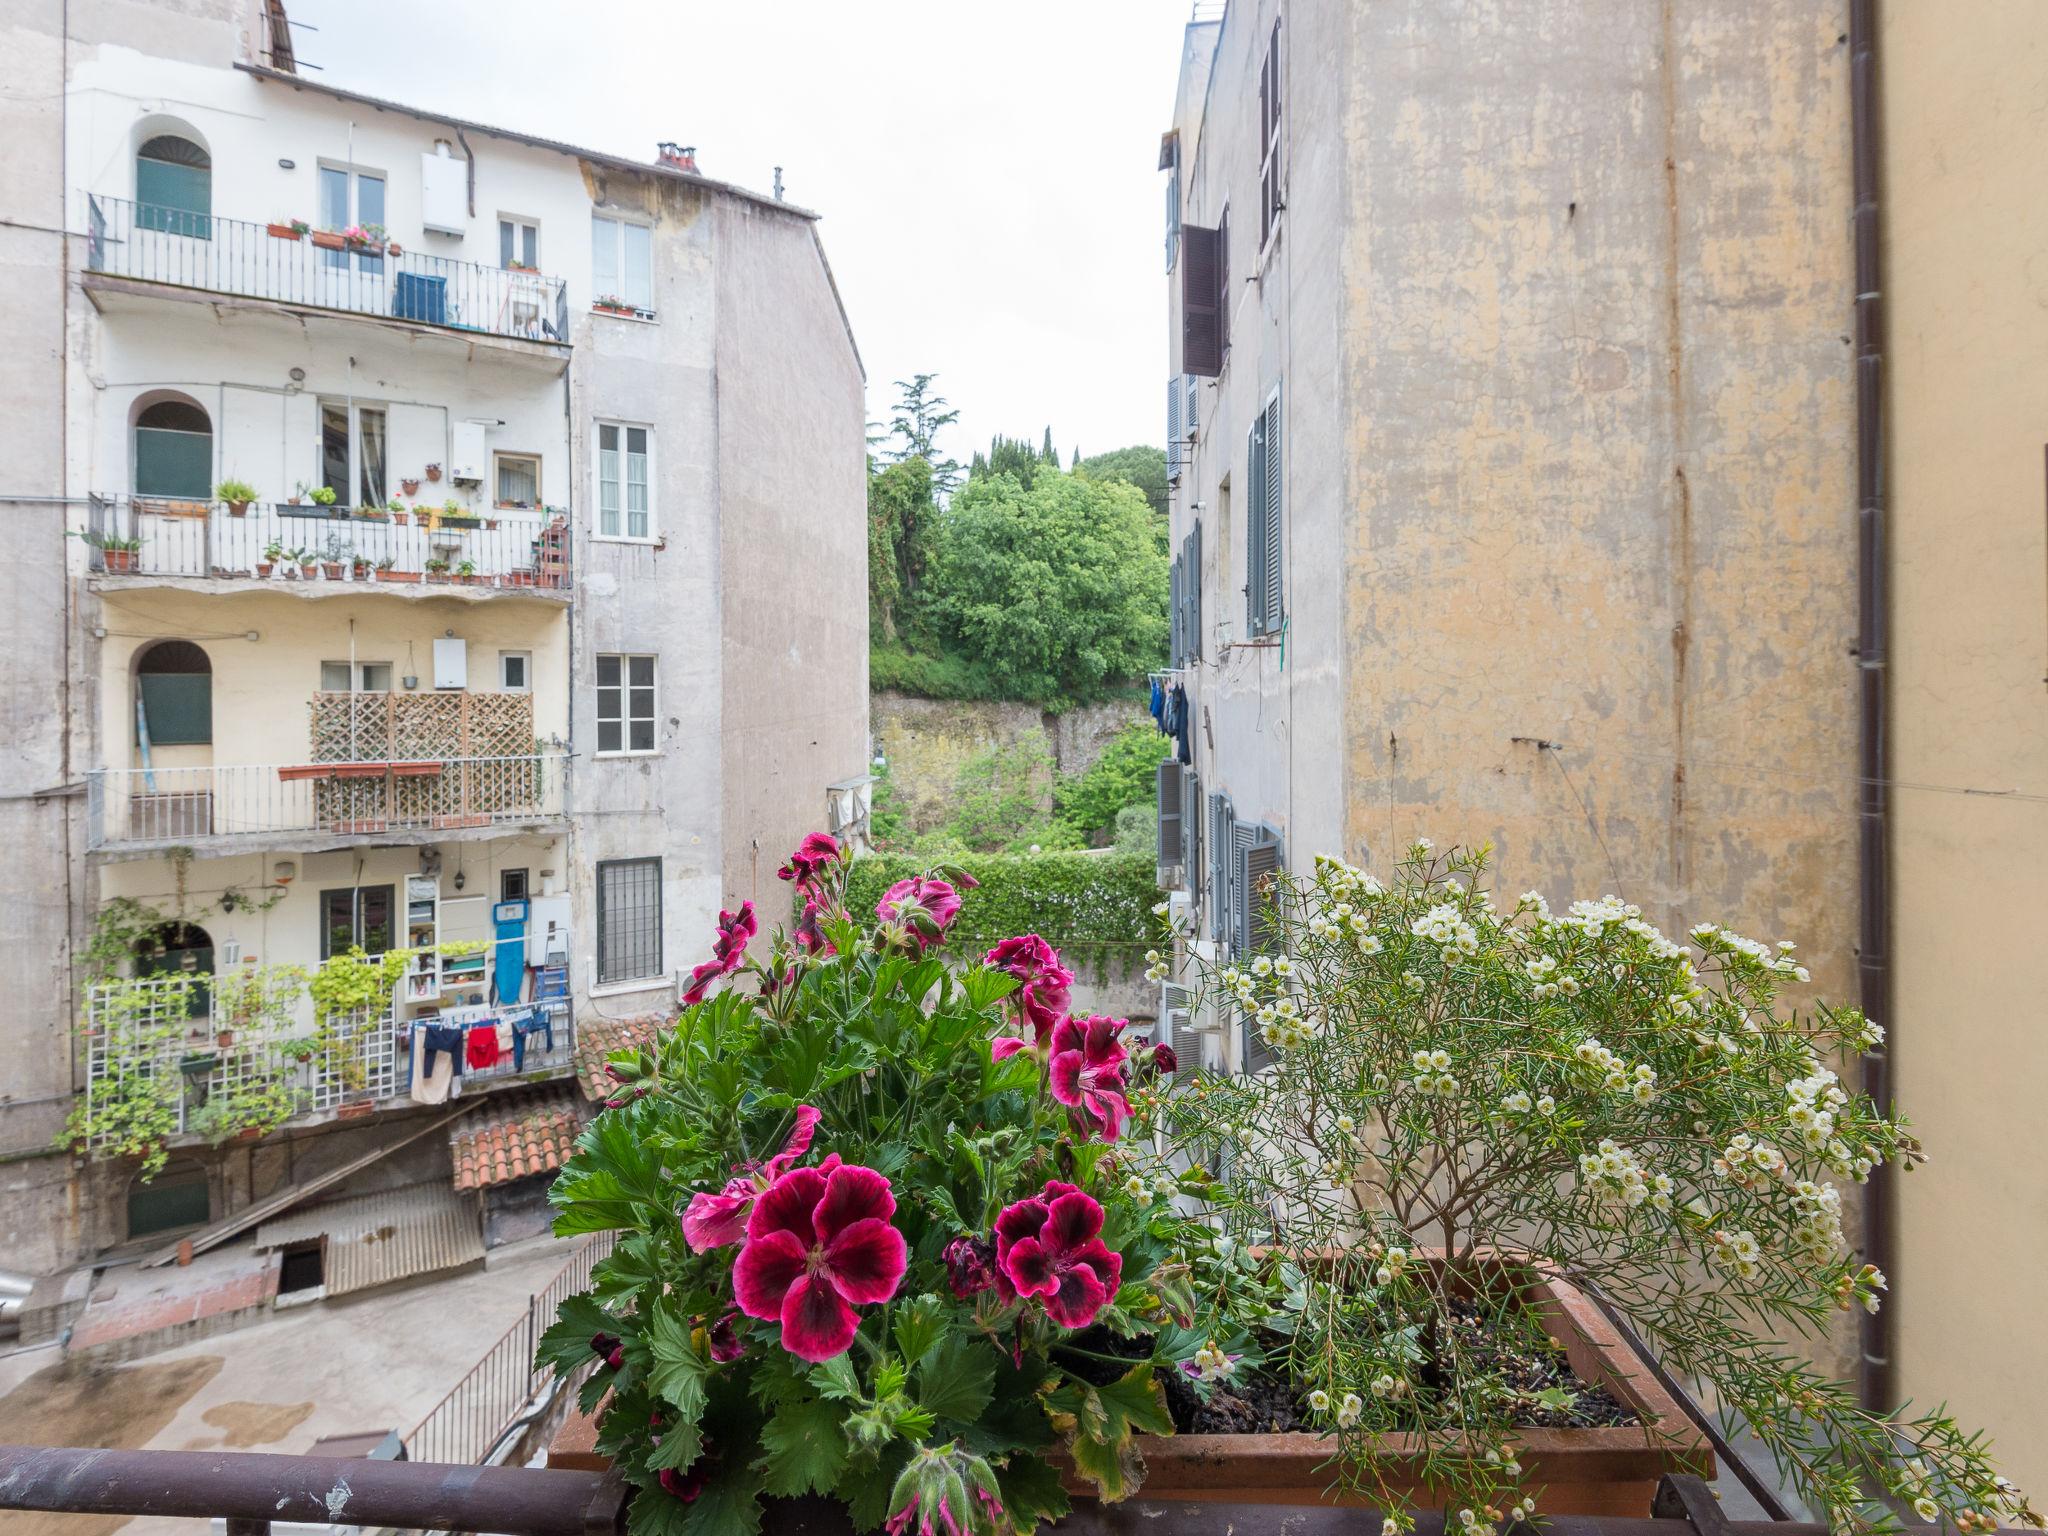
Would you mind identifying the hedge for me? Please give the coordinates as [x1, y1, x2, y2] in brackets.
[844, 849, 1155, 965]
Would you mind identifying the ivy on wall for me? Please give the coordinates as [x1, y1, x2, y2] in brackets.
[844, 850, 1155, 979]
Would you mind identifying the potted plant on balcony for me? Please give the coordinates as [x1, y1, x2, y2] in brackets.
[76, 529, 143, 575]
[310, 228, 347, 251]
[1138, 842, 2043, 1532]
[424, 557, 451, 584]
[454, 559, 478, 585]
[592, 293, 636, 317]
[257, 540, 283, 579]
[401, 477, 421, 496]
[541, 835, 1241, 1535]
[295, 547, 319, 580]
[440, 498, 480, 530]
[424, 463, 443, 484]
[350, 549, 373, 581]
[287, 481, 307, 506]
[266, 217, 310, 241]
[320, 536, 350, 581]
[216, 479, 258, 517]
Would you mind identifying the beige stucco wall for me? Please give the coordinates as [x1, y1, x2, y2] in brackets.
[1882, 2, 2048, 1496]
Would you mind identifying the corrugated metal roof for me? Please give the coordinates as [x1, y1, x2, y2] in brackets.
[256, 1183, 484, 1297]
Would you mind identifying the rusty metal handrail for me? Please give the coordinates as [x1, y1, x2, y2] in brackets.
[0, 1445, 625, 1536]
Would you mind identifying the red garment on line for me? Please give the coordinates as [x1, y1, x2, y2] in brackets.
[465, 1023, 501, 1070]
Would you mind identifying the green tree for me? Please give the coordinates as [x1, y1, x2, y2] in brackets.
[932, 738, 1081, 854]
[1054, 720, 1169, 843]
[925, 470, 1167, 708]
[883, 373, 963, 497]
[867, 455, 937, 641]
[969, 432, 1055, 491]
[1077, 445, 1168, 519]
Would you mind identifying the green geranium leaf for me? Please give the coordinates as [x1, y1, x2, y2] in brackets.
[1096, 1361, 1174, 1437]
[993, 1453, 1071, 1529]
[892, 1293, 947, 1369]
[916, 1334, 996, 1425]
[677, 1478, 763, 1536]
[755, 1397, 850, 1497]
[551, 1101, 671, 1233]
[644, 1300, 709, 1422]
[535, 1292, 613, 1377]
[646, 1420, 705, 1473]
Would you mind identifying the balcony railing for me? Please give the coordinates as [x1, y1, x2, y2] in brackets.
[87, 195, 571, 345]
[86, 754, 569, 851]
[86, 494, 572, 591]
[81, 935, 577, 1147]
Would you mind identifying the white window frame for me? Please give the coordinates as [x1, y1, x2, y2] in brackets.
[594, 652, 658, 758]
[317, 161, 387, 273]
[590, 213, 655, 315]
[499, 651, 531, 692]
[592, 421, 655, 542]
[318, 397, 388, 510]
[498, 214, 539, 271]
[493, 451, 541, 509]
[319, 660, 393, 693]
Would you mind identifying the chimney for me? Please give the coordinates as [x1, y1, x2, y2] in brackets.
[656, 142, 698, 174]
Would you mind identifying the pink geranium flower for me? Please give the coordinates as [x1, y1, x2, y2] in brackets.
[732, 1162, 907, 1362]
[985, 935, 1074, 1045]
[876, 876, 961, 954]
[682, 900, 758, 1005]
[1048, 1015, 1131, 1142]
[993, 1181, 1123, 1329]
[680, 1104, 822, 1251]
[777, 832, 842, 894]
[794, 897, 839, 957]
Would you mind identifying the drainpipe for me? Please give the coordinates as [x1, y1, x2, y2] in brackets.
[1848, 0, 1893, 1417]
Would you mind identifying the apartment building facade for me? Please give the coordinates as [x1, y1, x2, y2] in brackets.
[0, 0, 866, 1277]
[1156, 0, 2047, 1494]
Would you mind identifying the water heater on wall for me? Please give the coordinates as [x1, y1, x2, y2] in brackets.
[432, 637, 468, 690]
[449, 419, 489, 485]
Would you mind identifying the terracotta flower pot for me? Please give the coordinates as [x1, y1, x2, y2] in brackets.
[547, 1264, 1709, 1518]
[321, 562, 343, 580]
[425, 464, 443, 483]
[226, 500, 251, 517]
[310, 230, 346, 251]
[266, 223, 302, 240]
[393, 512, 410, 526]
[401, 479, 421, 496]
[255, 561, 274, 578]
[101, 549, 138, 574]
[334, 1100, 374, 1121]
[380, 569, 420, 584]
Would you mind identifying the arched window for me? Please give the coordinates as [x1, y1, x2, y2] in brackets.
[133, 397, 212, 499]
[136, 640, 212, 747]
[136, 134, 211, 238]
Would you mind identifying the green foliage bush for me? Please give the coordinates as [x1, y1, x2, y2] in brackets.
[1112, 802, 1157, 858]
[845, 850, 1155, 959]
[1076, 444, 1167, 519]
[924, 739, 1079, 854]
[923, 472, 1166, 709]
[1054, 721, 1168, 841]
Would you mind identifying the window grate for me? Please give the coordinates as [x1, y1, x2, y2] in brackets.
[596, 857, 663, 986]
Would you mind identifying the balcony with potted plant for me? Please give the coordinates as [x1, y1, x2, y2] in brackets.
[535, 836, 2042, 1536]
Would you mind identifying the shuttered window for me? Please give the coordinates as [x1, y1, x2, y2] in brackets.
[1157, 759, 1184, 867]
[136, 640, 212, 746]
[1236, 824, 1285, 1071]
[1185, 521, 1203, 661]
[136, 136, 211, 239]
[1208, 793, 1234, 943]
[1167, 377, 1184, 482]
[1217, 208, 1231, 357]
[596, 857, 663, 985]
[1181, 224, 1223, 378]
[1160, 981, 1191, 1066]
[1258, 20, 1284, 248]
[1246, 392, 1284, 636]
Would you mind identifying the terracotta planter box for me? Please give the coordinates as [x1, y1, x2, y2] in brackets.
[267, 223, 304, 241]
[310, 230, 347, 251]
[378, 569, 420, 583]
[548, 1267, 1708, 1517]
[333, 1100, 375, 1120]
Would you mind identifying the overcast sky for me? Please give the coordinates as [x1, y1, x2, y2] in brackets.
[292, 0, 1188, 469]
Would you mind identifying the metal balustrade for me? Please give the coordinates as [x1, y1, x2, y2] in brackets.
[85, 754, 569, 851]
[87, 194, 571, 345]
[87, 493, 573, 591]
[405, 1232, 617, 1466]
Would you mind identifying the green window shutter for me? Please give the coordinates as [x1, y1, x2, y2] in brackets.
[135, 427, 212, 498]
[1188, 520, 1203, 659]
[139, 674, 213, 745]
[136, 156, 211, 239]
[1246, 413, 1268, 634]
[1261, 394, 1284, 631]
[1238, 826, 1285, 1072]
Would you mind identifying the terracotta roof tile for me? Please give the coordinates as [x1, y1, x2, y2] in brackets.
[572, 1013, 669, 1102]
[449, 1084, 589, 1192]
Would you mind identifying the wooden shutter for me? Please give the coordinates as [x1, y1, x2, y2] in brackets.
[1161, 981, 1191, 1066]
[1208, 793, 1234, 942]
[1230, 820, 1261, 955]
[1246, 411, 1268, 634]
[1217, 209, 1230, 357]
[1238, 825, 1285, 1072]
[1188, 520, 1203, 660]
[1260, 393, 1284, 631]
[1182, 224, 1223, 378]
[1157, 758, 1184, 866]
[1166, 375, 1184, 480]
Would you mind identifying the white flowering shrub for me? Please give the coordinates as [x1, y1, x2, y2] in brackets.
[1162, 841, 2038, 1535]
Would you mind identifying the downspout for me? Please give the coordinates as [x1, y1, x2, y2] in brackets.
[1848, 0, 1893, 1417]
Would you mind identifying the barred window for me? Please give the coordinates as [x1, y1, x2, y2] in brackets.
[596, 857, 662, 986]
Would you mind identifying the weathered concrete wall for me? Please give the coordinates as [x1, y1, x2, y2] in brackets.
[1882, 1, 2048, 1495]
[869, 691, 1147, 845]
[713, 206, 868, 920]
[1166, 0, 1859, 1370]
